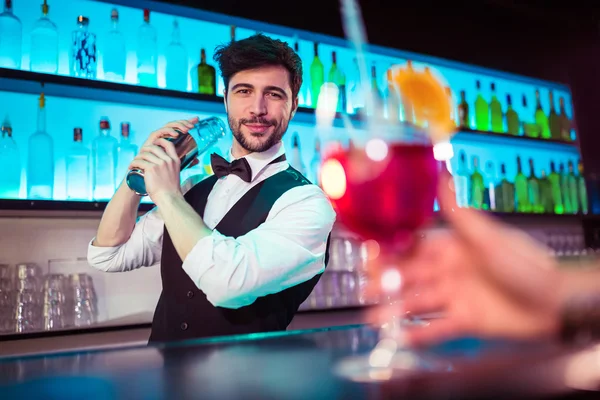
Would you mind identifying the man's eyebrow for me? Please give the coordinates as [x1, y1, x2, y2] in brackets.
[230, 83, 254, 91]
[230, 83, 288, 98]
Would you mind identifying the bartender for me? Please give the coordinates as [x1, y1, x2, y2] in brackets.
[87, 34, 335, 343]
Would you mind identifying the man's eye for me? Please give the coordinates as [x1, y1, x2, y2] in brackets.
[237, 89, 250, 94]
[268, 92, 282, 99]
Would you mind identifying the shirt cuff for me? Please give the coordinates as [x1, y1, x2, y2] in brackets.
[181, 230, 227, 287]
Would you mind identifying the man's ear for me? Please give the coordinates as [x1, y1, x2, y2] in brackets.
[291, 96, 299, 118]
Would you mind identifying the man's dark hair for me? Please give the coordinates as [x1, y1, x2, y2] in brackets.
[213, 33, 302, 100]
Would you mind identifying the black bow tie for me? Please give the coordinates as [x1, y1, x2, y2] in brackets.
[210, 153, 253, 182]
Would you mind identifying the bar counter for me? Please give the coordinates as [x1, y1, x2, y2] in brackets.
[0, 324, 598, 399]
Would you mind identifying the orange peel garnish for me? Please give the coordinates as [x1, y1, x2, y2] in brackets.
[392, 62, 456, 143]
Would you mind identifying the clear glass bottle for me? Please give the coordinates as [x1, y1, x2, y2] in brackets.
[0, 0, 22, 69]
[70, 16, 97, 79]
[196, 48, 216, 95]
[289, 132, 306, 175]
[92, 117, 118, 200]
[309, 137, 321, 186]
[453, 150, 469, 208]
[66, 127, 90, 200]
[116, 122, 137, 183]
[383, 68, 400, 122]
[483, 160, 496, 211]
[136, 9, 157, 87]
[27, 93, 54, 199]
[0, 117, 21, 198]
[293, 40, 308, 107]
[165, 19, 187, 91]
[30, 0, 58, 73]
[349, 58, 364, 116]
[102, 8, 126, 82]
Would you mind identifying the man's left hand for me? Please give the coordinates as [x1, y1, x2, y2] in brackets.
[129, 138, 182, 204]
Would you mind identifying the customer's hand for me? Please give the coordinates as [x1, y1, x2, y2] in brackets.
[372, 171, 564, 346]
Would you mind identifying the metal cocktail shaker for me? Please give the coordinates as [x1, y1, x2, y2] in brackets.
[126, 116, 227, 196]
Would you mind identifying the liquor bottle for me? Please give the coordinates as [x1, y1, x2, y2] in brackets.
[116, 122, 137, 183]
[0, 0, 22, 69]
[309, 137, 321, 186]
[30, 0, 58, 74]
[349, 58, 364, 116]
[483, 160, 496, 211]
[548, 161, 563, 214]
[527, 158, 542, 213]
[474, 80, 489, 131]
[328, 51, 346, 113]
[566, 160, 579, 214]
[514, 156, 530, 213]
[535, 89, 551, 139]
[165, 19, 187, 91]
[102, 8, 126, 82]
[293, 40, 308, 107]
[92, 117, 118, 200]
[70, 16, 97, 79]
[469, 155, 485, 209]
[559, 163, 572, 214]
[137, 9, 157, 87]
[289, 132, 306, 175]
[577, 160, 588, 214]
[539, 169, 553, 214]
[310, 43, 324, 109]
[453, 150, 469, 208]
[0, 118, 21, 198]
[195, 49, 216, 95]
[370, 64, 385, 119]
[230, 25, 236, 42]
[522, 94, 537, 137]
[384, 68, 400, 121]
[489, 83, 503, 133]
[65, 127, 90, 200]
[496, 163, 515, 213]
[558, 97, 572, 141]
[458, 90, 469, 128]
[548, 91, 560, 140]
[505, 94, 519, 135]
[27, 93, 54, 199]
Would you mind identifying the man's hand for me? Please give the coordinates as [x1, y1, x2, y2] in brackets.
[129, 117, 198, 203]
[368, 171, 564, 346]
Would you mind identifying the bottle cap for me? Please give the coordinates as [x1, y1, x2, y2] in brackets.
[74, 127, 83, 142]
[42, 0, 49, 16]
[144, 9, 150, 22]
[121, 122, 130, 138]
[111, 8, 118, 21]
[39, 93, 45, 108]
[77, 15, 89, 25]
[100, 118, 110, 130]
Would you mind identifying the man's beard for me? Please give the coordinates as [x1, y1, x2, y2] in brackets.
[228, 114, 290, 153]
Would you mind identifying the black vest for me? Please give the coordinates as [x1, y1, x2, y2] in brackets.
[149, 166, 330, 342]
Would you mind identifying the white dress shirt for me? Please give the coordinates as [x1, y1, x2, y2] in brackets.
[87, 141, 336, 309]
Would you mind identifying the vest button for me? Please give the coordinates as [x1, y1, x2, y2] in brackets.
[181, 322, 188, 331]
[187, 291, 194, 299]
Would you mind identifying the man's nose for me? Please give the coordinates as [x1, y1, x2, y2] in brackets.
[250, 94, 268, 116]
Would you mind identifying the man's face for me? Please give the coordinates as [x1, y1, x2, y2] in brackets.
[225, 65, 297, 153]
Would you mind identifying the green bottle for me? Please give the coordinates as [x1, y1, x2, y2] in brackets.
[196, 49, 216, 95]
[548, 91, 561, 140]
[458, 90, 469, 129]
[559, 163, 573, 214]
[558, 97, 572, 141]
[483, 161, 497, 211]
[310, 42, 324, 109]
[515, 156, 530, 213]
[567, 160, 579, 214]
[505, 94, 519, 135]
[539, 169, 553, 213]
[470, 155, 485, 209]
[535, 89, 551, 139]
[522, 94, 538, 137]
[527, 158, 542, 213]
[489, 83, 503, 133]
[475, 80, 489, 131]
[328, 51, 346, 113]
[496, 163, 515, 213]
[578, 160, 588, 214]
[548, 161, 564, 214]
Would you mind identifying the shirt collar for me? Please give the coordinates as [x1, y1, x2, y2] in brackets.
[228, 141, 287, 182]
